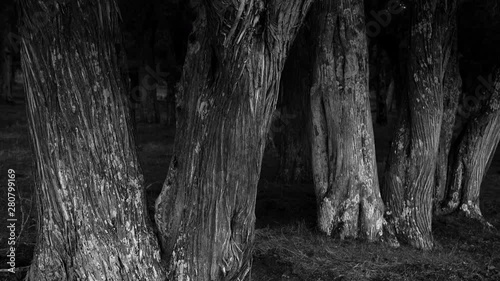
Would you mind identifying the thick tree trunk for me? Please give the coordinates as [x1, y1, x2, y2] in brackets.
[381, 0, 451, 250]
[434, 9, 461, 211]
[154, 1, 313, 280]
[440, 70, 500, 222]
[21, 1, 165, 280]
[309, 0, 384, 240]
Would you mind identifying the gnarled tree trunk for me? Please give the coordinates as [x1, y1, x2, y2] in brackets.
[440, 69, 500, 222]
[434, 1, 461, 212]
[21, 1, 165, 280]
[309, 0, 384, 241]
[154, 1, 313, 280]
[381, 0, 453, 250]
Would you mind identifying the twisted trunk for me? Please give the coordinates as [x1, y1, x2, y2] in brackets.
[440, 70, 500, 222]
[21, 1, 165, 280]
[309, 0, 384, 240]
[154, 1, 313, 280]
[381, 0, 452, 250]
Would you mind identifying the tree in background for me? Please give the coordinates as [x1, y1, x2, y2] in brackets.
[21, 0, 165, 279]
[437, 0, 500, 226]
[440, 70, 500, 223]
[154, 0, 314, 279]
[270, 23, 313, 184]
[433, 1, 462, 212]
[0, 1, 14, 104]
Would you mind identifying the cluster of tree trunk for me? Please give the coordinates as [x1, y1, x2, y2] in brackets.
[21, 0, 500, 280]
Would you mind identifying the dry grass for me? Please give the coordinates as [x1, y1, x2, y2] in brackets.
[252, 217, 500, 280]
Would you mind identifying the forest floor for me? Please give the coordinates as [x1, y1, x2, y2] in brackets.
[0, 85, 500, 280]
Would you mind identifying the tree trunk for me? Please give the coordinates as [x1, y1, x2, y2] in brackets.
[434, 5, 461, 211]
[381, 0, 452, 250]
[309, 0, 384, 240]
[154, 1, 313, 280]
[440, 70, 500, 222]
[21, 1, 165, 280]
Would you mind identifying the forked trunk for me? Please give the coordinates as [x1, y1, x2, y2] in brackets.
[21, 1, 165, 280]
[381, 0, 452, 250]
[154, 1, 313, 280]
[309, 0, 384, 240]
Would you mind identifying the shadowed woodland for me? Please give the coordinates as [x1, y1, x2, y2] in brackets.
[1, 0, 500, 280]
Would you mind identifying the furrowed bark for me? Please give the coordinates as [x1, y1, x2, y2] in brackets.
[309, 0, 384, 241]
[381, 0, 448, 250]
[434, 1, 461, 211]
[440, 70, 500, 222]
[21, 1, 166, 280]
[154, 1, 313, 280]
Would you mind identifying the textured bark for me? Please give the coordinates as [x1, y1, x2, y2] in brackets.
[309, 0, 384, 240]
[434, 3, 461, 211]
[154, 1, 313, 280]
[381, 0, 451, 250]
[440, 70, 500, 222]
[21, 1, 166, 280]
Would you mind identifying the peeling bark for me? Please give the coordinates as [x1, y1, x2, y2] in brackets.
[154, 1, 313, 280]
[309, 0, 384, 241]
[440, 70, 500, 223]
[381, 0, 452, 250]
[21, 1, 166, 280]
